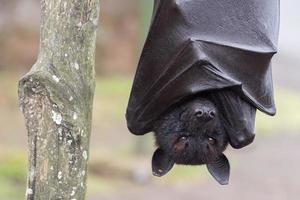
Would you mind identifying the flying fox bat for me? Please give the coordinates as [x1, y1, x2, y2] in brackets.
[126, 0, 279, 184]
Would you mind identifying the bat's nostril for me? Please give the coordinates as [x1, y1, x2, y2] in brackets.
[209, 110, 216, 119]
[196, 110, 215, 121]
[195, 110, 204, 118]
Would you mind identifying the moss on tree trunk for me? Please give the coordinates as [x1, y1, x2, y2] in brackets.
[18, 0, 100, 199]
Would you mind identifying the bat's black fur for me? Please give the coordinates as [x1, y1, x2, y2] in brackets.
[151, 89, 256, 184]
[153, 97, 228, 165]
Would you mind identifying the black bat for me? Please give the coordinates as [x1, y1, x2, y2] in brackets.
[126, 0, 279, 184]
[151, 88, 256, 184]
[152, 95, 230, 185]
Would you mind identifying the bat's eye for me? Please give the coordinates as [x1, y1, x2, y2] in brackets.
[174, 136, 189, 152]
[208, 137, 216, 145]
[195, 110, 204, 118]
[179, 136, 187, 141]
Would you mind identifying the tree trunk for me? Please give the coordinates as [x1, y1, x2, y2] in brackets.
[18, 0, 100, 199]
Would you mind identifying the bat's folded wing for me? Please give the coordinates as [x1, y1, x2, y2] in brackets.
[126, 0, 279, 135]
[126, 40, 275, 135]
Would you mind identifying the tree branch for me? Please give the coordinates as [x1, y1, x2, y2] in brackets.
[18, 0, 100, 199]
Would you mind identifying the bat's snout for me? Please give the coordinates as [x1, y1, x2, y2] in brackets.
[195, 109, 216, 121]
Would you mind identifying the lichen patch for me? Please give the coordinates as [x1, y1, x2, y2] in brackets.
[52, 75, 60, 83]
[26, 188, 33, 195]
[57, 171, 63, 180]
[51, 111, 62, 125]
[82, 151, 88, 160]
[73, 112, 78, 120]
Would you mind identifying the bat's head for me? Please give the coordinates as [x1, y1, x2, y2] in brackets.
[152, 97, 230, 185]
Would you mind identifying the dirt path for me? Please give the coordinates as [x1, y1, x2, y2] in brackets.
[88, 133, 300, 200]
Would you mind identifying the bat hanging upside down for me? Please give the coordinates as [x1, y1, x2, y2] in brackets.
[125, 0, 279, 185]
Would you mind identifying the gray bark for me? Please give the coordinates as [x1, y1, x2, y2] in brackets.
[18, 0, 100, 199]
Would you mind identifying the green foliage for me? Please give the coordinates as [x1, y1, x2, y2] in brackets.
[96, 75, 132, 97]
[0, 154, 27, 200]
[138, 0, 153, 44]
[161, 165, 208, 183]
[0, 155, 27, 182]
[0, 181, 25, 200]
[94, 76, 132, 121]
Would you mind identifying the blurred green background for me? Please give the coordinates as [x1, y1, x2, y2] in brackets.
[0, 0, 299, 199]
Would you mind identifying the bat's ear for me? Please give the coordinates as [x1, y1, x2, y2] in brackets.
[152, 148, 174, 177]
[206, 154, 230, 185]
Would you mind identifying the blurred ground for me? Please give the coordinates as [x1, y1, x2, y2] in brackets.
[89, 133, 300, 200]
[0, 0, 300, 200]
